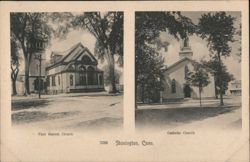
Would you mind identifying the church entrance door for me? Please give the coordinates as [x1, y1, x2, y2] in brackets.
[183, 84, 191, 98]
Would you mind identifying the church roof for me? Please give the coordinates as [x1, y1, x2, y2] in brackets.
[163, 57, 195, 74]
[46, 42, 98, 70]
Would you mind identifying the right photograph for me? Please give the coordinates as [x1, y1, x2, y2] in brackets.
[135, 11, 242, 130]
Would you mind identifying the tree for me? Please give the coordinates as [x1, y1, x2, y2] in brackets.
[189, 63, 210, 107]
[197, 12, 236, 105]
[136, 44, 165, 103]
[102, 65, 121, 86]
[73, 12, 123, 93]
[10, 13, 52, 95]
[235, 24, 241, 62]
[11, 34, 20, 95]
[202, 58, 234, 98]
[135, 12, 196, 103]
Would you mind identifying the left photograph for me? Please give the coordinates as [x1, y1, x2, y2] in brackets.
[11, 12, 124, 131]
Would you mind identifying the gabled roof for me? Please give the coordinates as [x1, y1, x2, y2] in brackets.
[163, 57, 195, 74]
[46, 42, 97, 69]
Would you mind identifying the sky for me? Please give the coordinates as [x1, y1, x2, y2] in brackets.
[159, 11, 241, 79]
[45, 30, 96, 60]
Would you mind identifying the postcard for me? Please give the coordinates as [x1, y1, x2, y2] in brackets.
[0, 1, 249, 161]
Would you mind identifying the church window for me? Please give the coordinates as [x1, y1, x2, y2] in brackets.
[80, 74, 86, 85]
[82, 55, 93, 65]
[171, 79, 176, 93]
[68, 64, 74, 70]
[52, 75, 56, 86]
[87, 66, 95, 71]
[58, 76, 60, 85]
[183, 37, 189, 47]
[88, 72, 95, 85]
[99, 75, 103, 85]
[70, 74, 73, 86]
[184, 65, 189, 79]
[46, 76, 50, 87]
[87, 66, 96, 85]
[79, 65, 86, 71]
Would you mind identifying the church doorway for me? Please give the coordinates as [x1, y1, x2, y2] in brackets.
[183, 84, 191, 98]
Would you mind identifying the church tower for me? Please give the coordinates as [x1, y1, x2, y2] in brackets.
[179, 37, 193, 60]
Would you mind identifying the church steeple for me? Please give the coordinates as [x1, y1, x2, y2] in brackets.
[179, 37, 193, 60]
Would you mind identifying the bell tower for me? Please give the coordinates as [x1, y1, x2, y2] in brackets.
[179, 37, 193, 60]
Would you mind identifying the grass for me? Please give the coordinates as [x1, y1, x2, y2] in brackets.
[135, 106, 239, 128]
[12, 99, 50, 111]
[12, 111, 81, 124]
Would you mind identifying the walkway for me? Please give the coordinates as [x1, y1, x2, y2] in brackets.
[137, 96, 241, 110]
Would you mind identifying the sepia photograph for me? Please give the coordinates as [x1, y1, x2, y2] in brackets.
[135, 11, 242, 131]
[10, 12, 124, 131]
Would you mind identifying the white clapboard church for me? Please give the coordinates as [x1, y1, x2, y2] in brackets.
[161, 38, 216, 101]
[46, 42, 104, 94]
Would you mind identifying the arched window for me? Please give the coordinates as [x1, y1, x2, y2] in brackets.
[52, 75, 56, 86]
[79, 65, 86, 71]
[82, 55, 93, 65]
[68, 64, 74, 70]
[183, 37, 189, 47]
[171, 79, 176, 93]
[184, 65, 189, 79]
[70, 74, 73, 86]
[58, 76, 60, 85]
[46, 76, 50, 87]
[87, 66, 95, 71]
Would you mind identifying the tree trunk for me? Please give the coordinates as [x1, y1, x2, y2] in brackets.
[135, 74, 138, 110]
[141, 82, 145, 103]
[24, 56, 30, 95]
[199, 87, 202, 107]
[11, 66, 19, 96]
[217, 54, 224, 106]
[12, 78, 17, 95]
[214, 75, 218, 99]
[107, 50, 117, 94]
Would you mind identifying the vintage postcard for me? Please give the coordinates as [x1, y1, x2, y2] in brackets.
[0, 1, 249, 162]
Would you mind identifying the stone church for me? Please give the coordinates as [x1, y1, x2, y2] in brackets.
[45, 42, 104, 94]
[160, 38, 216, 102]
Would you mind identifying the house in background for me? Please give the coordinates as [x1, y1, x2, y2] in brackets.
[227, 80, 241, 96]
[46, 42, 104, 94]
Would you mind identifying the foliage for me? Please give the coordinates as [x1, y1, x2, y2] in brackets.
[73, 12, 123, 93]
[102, 65, 121, 85]
[10, 12, 74, 95]
[202, 58, 234, 96]
[235, 24, 241, 62]
[197, 12, 236, 57]
[11, 34, 21, 95]
[189, 62, 210, 107]
[197, 12, 236, 105]
[135, 12, 196, 103]
[189, 63, 210, 88]
[10, 13, 53, 95]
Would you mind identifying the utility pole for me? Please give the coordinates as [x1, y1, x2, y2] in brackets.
[38, 53, 42, 99]
[35, 53, 42, 99]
